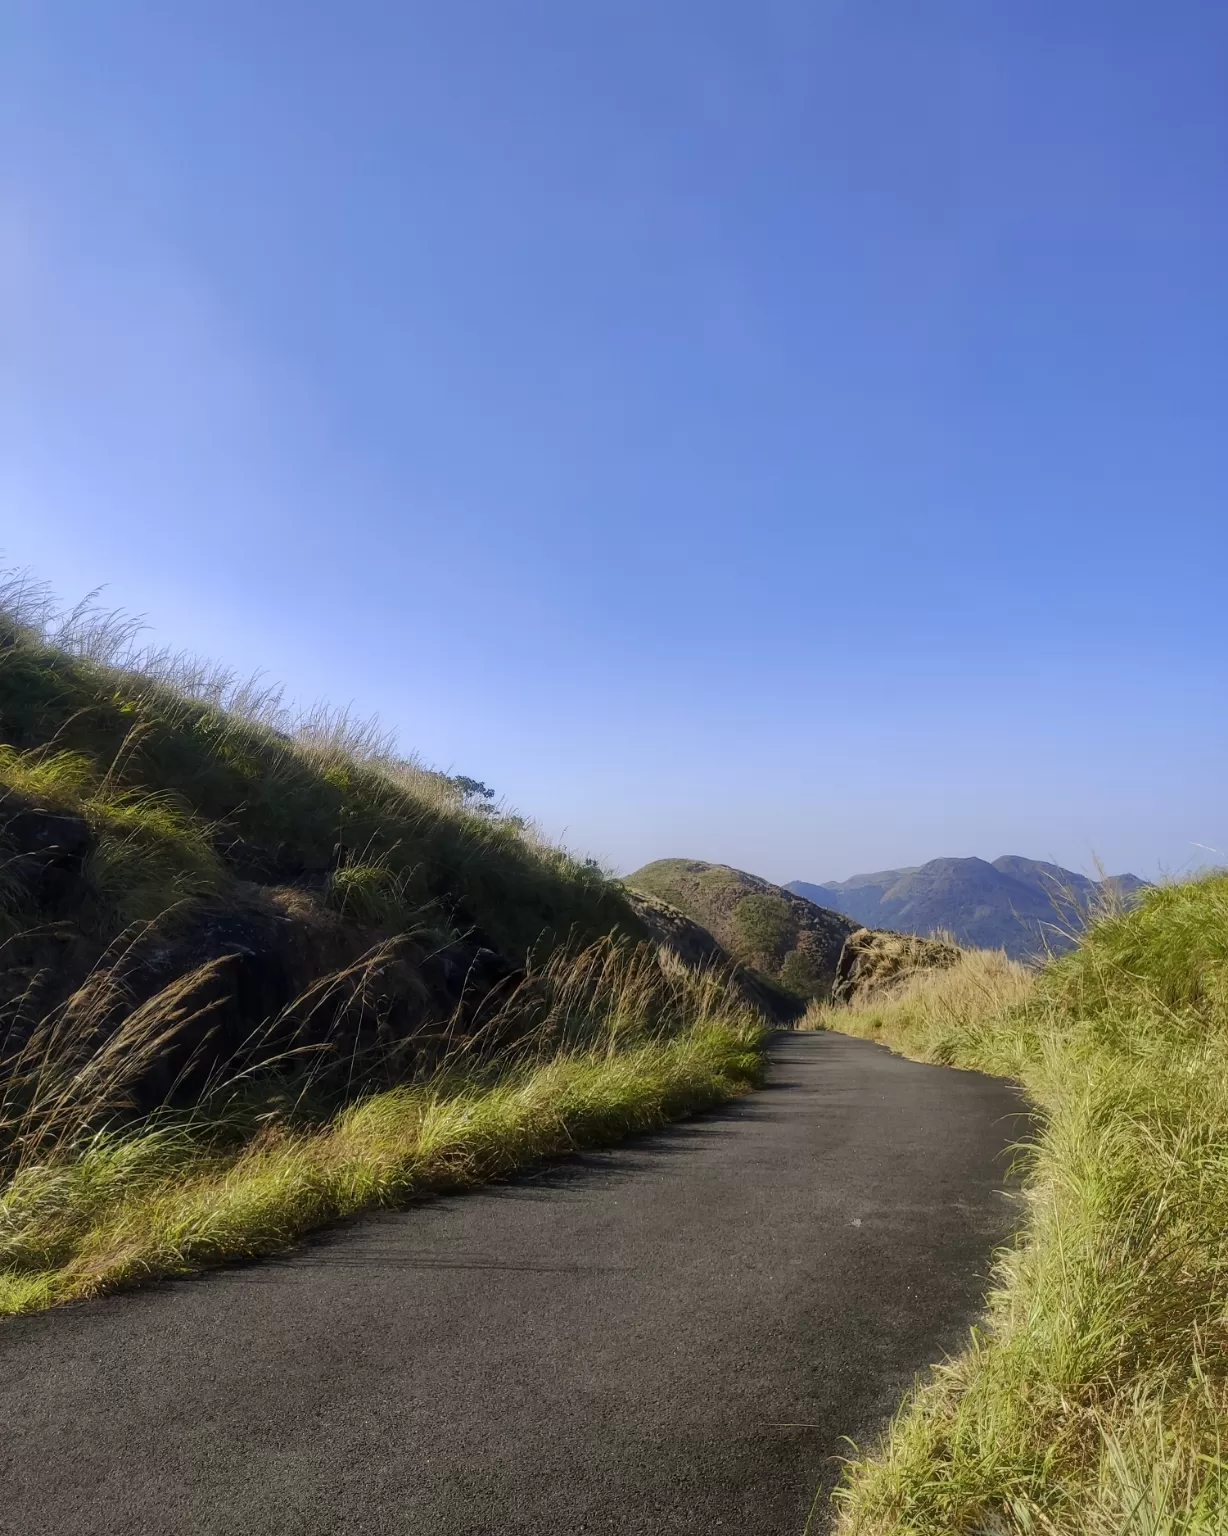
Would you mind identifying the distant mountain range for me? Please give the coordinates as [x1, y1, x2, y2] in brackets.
[786, 856, 1147, 959]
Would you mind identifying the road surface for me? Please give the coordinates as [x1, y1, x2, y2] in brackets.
[0, 1032, 1023, 1535]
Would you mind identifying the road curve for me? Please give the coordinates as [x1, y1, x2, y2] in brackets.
[0, 1033, 1023, 1536]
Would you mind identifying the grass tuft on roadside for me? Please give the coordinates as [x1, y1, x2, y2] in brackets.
[805, 873, 1228, 1535]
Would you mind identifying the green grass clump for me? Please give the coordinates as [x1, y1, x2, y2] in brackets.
[0, 744, 226, 931]
[324, 856, 414, 929]
[805, 874, 1228, 1535]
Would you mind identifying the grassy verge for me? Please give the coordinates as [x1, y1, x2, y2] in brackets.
[0, 944, 764, 1317]
[804, 875, 1228, 1534]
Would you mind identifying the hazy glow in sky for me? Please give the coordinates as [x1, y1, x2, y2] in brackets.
[3, 2, 1226, 882]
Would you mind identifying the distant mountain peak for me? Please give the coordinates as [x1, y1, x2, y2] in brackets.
[786, 855, 1145, 959]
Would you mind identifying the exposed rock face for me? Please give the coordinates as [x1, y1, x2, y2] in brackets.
[623, 860, 857, 1002]
[0, 854, 519, 1116]
[107, 888, 519, 1109]
[0, 794, 91, 910]
[831, 928, 963, 1005]
[788, 854, 1147, 959]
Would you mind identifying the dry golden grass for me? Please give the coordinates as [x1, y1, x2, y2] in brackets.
[803, 943, 1038, 1077]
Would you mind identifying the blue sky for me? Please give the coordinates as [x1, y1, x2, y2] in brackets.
[3, 2, 1226, 883]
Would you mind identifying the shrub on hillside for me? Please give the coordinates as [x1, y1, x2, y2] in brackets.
[777, 947, 819, 998]
[734, 893, 796, 964]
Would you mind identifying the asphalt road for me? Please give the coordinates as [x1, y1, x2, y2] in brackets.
[0, 1032, 1024, 1536]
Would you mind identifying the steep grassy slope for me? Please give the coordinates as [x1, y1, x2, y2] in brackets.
[0, 610, 633, 966]
[789, 854, 1145, 958]
[806, 874, 1228, 1534]
[624, 859, 855, 1000]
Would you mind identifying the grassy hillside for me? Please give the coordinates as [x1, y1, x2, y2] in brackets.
[0, 584, 633, 969]
[789, 854, 1146, 959]
[624, 858, 856, 1001]
[0, 581, 765, 1312]
[806, 874, 1228, 1534]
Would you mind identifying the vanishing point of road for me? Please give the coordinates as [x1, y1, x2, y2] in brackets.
[0, 1032, 1023, 1535]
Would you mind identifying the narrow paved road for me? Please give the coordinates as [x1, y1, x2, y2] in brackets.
[0, 1033, 1023, 1536]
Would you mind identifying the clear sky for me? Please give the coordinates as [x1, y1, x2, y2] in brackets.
[3, 2, 1226, 884]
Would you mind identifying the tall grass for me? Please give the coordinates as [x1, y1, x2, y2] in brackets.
[0, 936, 764, 1316]
[806, 875, 1228, 1535]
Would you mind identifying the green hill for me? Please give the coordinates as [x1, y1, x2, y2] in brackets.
[624, 858, 856, 1001]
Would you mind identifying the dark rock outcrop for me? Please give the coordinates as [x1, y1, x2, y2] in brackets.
[832, 928, 962, 1005]
[0, 794, 91, 910]
[0, 874, 520, 1119]
[94, 888, 520, 1109]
